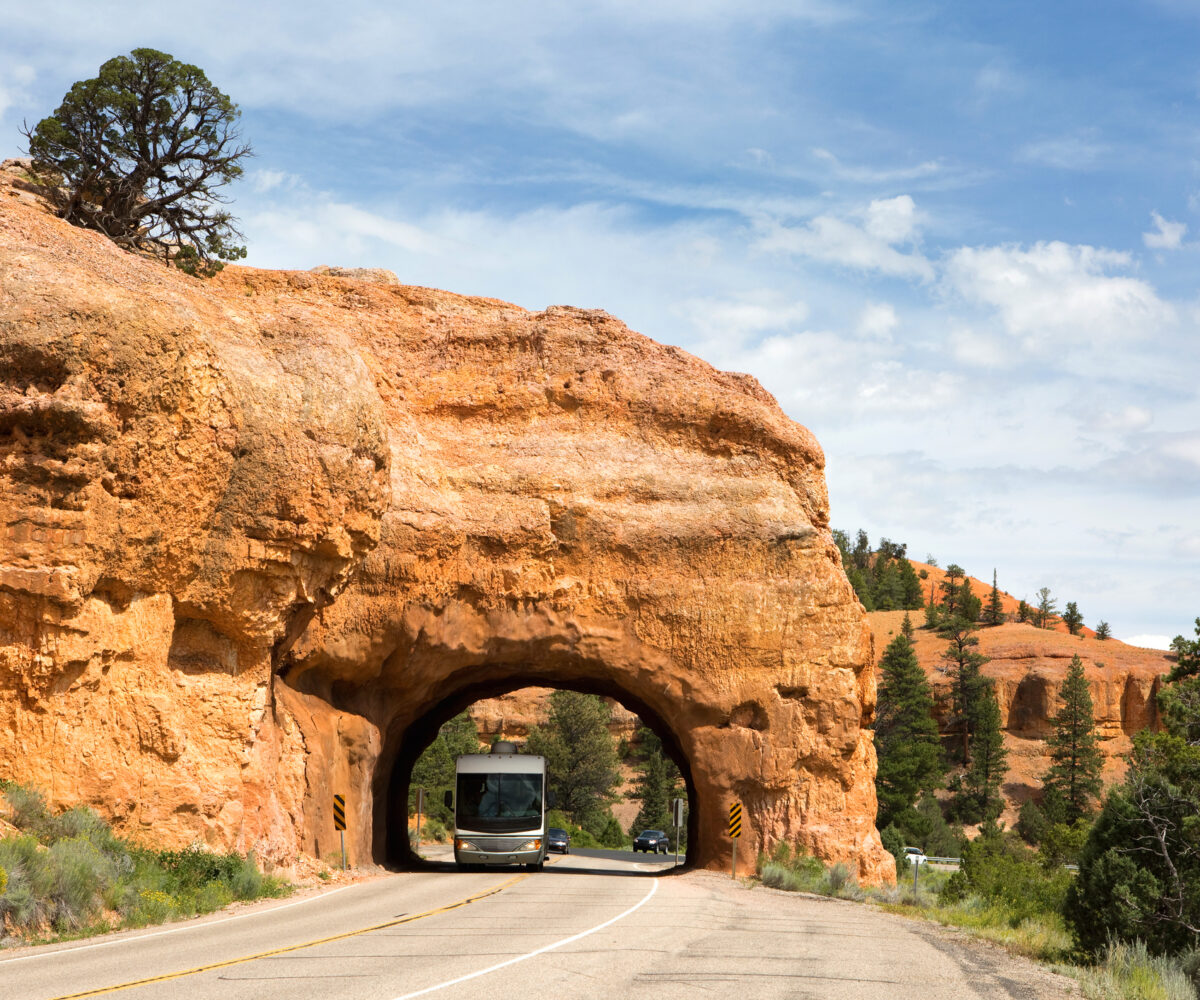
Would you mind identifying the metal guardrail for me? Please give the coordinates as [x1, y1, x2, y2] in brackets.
[907, 856, 1080, 872]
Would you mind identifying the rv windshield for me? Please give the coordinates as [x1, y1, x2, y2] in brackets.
[456, 772, 543, 833]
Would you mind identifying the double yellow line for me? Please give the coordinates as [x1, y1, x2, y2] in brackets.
[46, 872, 528, 1000]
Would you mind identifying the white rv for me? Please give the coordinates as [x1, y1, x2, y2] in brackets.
[447, 741, 549, 870]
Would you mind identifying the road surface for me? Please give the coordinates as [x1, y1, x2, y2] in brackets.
[2, 851, 1078, 1000]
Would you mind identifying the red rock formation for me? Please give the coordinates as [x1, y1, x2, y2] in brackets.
[867, 609, 1169, 823]
[0, 181, 892, 882]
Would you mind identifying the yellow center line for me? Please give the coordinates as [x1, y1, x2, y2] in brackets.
[44, 873, 529, 1000]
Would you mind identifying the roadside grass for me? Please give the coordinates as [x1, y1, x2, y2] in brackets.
[0, 782, 290, 945]
[754, 845, 1200, 1000]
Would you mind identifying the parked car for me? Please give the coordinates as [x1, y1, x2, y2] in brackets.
[547, 827, 571, 854]
[902, 846, 928, 867]
[633, 830, 670, 853]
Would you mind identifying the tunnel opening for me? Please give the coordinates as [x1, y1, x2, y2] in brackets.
[378, 675, 698, 872]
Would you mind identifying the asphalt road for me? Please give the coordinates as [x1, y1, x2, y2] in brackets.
[2, 851, 1077, 1000]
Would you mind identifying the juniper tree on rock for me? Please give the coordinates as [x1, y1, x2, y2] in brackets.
[1042, 655, 1103, 822]
[874, 634, 945, 829]
[1062, 601, 1084, 636]
[983, 570, 1006, 627]
[23, 48, 251, 277]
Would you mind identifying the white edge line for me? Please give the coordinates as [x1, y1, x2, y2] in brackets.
[392, 878, 660, 1000]
[0, 881, 365, 965]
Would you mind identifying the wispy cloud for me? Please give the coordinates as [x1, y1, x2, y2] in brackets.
[1143, 211, 1186, 250]
[1018, 130, 1108, 170]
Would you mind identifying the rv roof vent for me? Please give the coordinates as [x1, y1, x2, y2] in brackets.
[491, 740, 517, 755]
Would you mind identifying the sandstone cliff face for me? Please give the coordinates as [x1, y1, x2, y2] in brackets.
[867, 609, 1170, 823]
[0, 185, 891, 881]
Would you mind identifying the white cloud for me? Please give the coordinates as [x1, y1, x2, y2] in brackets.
[756, 197, 933, 280]
[683, 294, 809, 345]
[857, 301, 898, 339]
[949, 327, 1011, 368]
[811, 148, 941, 184]
[1018, 130, 1108, 170]
[0, 63, 34, 123]
[1089, 405, 1154, 433]
[249, 169, 301, 194]
[1143, 211, 1186, 250]
[942, 241, 1173, 346]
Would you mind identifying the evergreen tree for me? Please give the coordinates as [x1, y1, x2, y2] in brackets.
[959, 577, 982, 623]
[1062, 601, 1084, 636]
[410, 713, 481, 826]
[1161, 616, 1200, 744]
[939, 616, 990, 765]
[874, 634, 945, 829]
[899, 558, 924, 609]
[982, 569, 1006, 627]
[1042, 655, 1103, 822]
[900, 612, 914, 638]
[940, 564, 965, 617]
[955, 684, 1008, 823]
[1035, 587, 1057, 629]
[1066, 624, 1200, 955]
[527, 691, 621, 832]
[1095, 621, 1112, 641]
[630, 726, 684, 840]
[1017, 599, 1031, 624]
[24, 49, 251, 276]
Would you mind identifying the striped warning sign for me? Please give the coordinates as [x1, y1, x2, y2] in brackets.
[728, 802, 742, 838]
[333, 794, 346, 831]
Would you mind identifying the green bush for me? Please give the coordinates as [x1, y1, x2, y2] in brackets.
[0, 783, 288, 941]
[1076, 940, 1198, 1000]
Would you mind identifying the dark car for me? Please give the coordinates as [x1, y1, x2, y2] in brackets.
[547, 827, 571, 854]
[633, 829, 670, 854]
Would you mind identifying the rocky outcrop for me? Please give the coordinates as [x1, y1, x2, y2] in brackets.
[867, 609, 1170, 823]
[0, 186, 891, 882]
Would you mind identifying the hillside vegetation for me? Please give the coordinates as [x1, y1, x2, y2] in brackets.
[0, 782, 288, 944]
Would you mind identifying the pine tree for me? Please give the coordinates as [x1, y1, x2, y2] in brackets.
[899, 558, 924, 610]
[630, 725, 684, 839]
[983, 569, 1006, 627]
[959, 577, 982, 622]
[1042, 654, 1103, 822]
[1035, 587, 1057, 629]
[1095, 621, 1112, 640]
[900, 612, 915, 638]
[874, 634, 945, 828]
[410, 712, 482, 825]
[957, 684, 1008, 823]
[527, 691, 620, 831]
[940, 564, 965, 617]
[1017, 599, 1031, 624]
[940, 616, 990, 765]
[1062, 601, 1084, 636]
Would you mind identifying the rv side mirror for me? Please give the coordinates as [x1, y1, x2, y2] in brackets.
[546, 789, 557, 808]
[443, 789, 453, 809]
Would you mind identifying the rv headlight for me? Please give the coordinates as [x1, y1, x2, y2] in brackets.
[519, 839, 542, 851]
[455, 838, 479, 852]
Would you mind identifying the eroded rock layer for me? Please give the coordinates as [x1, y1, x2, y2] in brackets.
[0, 187, 891, 882]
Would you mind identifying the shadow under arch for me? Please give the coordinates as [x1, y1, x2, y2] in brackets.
[380, 673, 697, 870]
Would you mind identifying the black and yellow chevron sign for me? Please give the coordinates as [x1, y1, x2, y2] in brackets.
[728, 802, 742, 838]
[333, 794, 347, 831]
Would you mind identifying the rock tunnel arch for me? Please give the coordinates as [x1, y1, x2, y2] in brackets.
[381, 674, 698, 867]
[0, 210, 893, 885]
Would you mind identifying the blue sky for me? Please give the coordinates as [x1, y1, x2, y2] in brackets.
[3, 1, 1198, 647]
